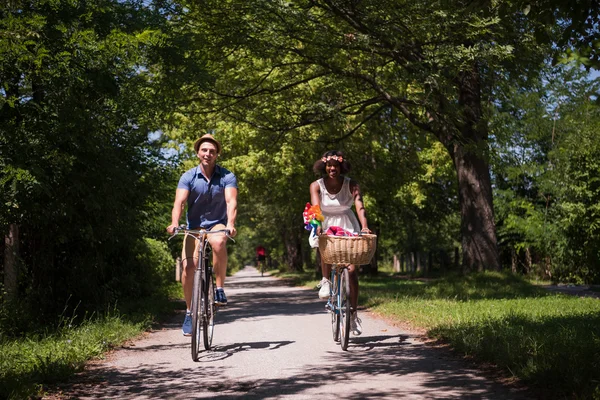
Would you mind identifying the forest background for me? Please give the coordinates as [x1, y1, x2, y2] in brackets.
[1, 0, 600, 382]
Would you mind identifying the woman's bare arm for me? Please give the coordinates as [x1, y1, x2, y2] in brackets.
[350, 180, 370, 232]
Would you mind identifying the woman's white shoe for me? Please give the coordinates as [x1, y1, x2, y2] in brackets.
[318, 278, 331, 299]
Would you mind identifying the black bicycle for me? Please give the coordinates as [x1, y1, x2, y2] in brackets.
[170, 227, 231, 360]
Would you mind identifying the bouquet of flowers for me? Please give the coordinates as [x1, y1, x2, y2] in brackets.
[303, 202, 324, 235]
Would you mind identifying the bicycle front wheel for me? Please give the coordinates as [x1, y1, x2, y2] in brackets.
[191, 267, 202, 361]
[331, 271, 340, 342]
[339, 268, 351, 351]
[202, 262, 216, 350]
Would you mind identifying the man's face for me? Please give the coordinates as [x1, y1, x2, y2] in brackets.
[198, 141, 218, 166]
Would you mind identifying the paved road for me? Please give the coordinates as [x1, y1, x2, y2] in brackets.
[50, 267, 530, 399]
[541, 284, 600, 298]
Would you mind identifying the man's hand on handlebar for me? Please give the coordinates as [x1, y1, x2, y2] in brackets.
[226, 225, 237, 238]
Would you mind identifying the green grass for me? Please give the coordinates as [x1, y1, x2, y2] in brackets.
[355, 271, 600, 400]
[0, 283, 183, 399]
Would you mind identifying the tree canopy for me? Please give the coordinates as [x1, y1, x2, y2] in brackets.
[153, 0, 565, 272]
[3, 0, 600, 335]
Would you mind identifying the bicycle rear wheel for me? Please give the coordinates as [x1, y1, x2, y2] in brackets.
[191, 267, 202, 361]
[202, 260, 216, 350]
[331, 271, 340, 342]
[339, 268, 351, 350]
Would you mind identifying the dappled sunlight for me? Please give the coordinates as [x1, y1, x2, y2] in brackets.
[54, 332, 525, 400]
[43, 267, 532, 400]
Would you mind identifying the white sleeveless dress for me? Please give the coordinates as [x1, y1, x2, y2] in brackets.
[318, 177, 361, 233]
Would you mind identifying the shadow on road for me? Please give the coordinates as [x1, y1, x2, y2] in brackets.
[59, 341, 522, 399]
[51, 267, 529, 399]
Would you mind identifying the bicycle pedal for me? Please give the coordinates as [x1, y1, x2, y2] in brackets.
[325, 303, 333, 312]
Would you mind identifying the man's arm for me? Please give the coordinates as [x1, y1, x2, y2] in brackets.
[167, 188, 189, 234]
[225, 187, 238, 237]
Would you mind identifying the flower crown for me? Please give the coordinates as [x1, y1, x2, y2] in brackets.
[321, 155, 343, 163]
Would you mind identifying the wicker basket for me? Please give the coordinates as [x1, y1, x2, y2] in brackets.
[318, 234, 377, 265]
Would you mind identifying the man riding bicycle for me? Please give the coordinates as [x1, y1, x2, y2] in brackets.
[166, 134, 238, 336]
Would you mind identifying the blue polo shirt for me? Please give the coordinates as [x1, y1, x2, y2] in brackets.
[177, 165, 238, 229]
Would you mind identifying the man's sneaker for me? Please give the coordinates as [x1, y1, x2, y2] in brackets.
[182, 312, 192, 336]
[318, 278, 331, 299]
[215, 288, 227, 305]
[351, 312, 362, 336]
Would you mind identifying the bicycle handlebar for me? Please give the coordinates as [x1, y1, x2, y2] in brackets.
[168, 226, 234, 242]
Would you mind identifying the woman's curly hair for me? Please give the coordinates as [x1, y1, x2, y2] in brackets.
[313, 150, 351, 175]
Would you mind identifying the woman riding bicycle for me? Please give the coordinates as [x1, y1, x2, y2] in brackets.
[309, 150, 371, 336]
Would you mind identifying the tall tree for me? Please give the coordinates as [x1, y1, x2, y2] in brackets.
[0, 0, 174, 319]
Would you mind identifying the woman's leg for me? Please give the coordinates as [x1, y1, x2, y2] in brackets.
[318, 250, 333, 299]
[347, 264, 362, 335]
[321, 255, 332, 280]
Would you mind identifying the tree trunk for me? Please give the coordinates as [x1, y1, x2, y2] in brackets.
[525, 247, 532, 275]
[453, 147, 499, 272]
[301, 239, 312, 270]
[454, 247, 460, 270]
[439, 250, 447, 272]
[315, 248, 322, 279]
[427, 251, 432, 274]
[283, 229, 303, 272]
[443, 66, 500, 273]
[3, 224, 19, 302]
[544, 256, 552, 280]
[511, 247, 517, 273]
